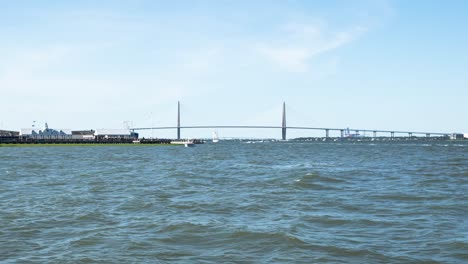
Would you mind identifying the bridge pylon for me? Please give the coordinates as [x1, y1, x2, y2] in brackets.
[282, 102, 286, 140]
[177, 101, 181, 139]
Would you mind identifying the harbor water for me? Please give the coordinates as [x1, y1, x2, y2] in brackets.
[1, 141, 467, 263]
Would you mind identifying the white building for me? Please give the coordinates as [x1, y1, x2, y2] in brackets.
[71, 130, 95, 140]
[94, 129, 135, 139]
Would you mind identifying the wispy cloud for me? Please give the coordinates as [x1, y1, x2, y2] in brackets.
[257, 23, 367, 72]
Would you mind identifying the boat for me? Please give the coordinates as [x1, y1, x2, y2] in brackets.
[171, 139, 195, 147]
[212, 131, 219, 143]
[184, 141, 195, 147]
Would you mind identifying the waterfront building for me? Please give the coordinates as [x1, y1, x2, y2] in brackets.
[94, 129, 138, 140]
[450, 133, 465, 140]
[0, 130, 19, 137]
[71, 130, 95, 140]
[20, 123, 72, 138]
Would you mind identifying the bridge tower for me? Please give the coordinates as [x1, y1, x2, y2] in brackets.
[177, 101, 181, 140]
[282, 102, 286, 140]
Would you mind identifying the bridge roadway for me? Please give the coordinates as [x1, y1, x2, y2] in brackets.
[131, 125, 451, 137]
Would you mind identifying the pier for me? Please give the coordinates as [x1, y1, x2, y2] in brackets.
[0, 137, 173, 145]
[0, 136, 204, 145]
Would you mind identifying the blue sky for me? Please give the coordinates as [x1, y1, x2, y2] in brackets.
[0, 0, 466, 138]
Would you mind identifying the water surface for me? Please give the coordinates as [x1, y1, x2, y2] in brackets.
[1, 141, 467, 263]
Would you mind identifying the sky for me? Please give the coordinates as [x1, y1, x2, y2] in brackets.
[0, 0, 467, 139]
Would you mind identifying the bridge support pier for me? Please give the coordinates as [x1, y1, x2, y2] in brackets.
[373, 131, 377, 138]
[391, 131, 395, 139]
[408, 132, 413, 138]
[340, 129, 344, 138]
[325, 129, 329, 139]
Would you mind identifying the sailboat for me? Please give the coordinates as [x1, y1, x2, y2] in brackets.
[212, 131, 219, 143]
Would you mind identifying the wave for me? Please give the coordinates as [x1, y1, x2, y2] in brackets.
[73, 210, 117, 225]
[368, 193, 446, 202]
[229, 229, 308, 248]
[302, 171, 346, 183]
[293, 180, 340, 191]
[292, 171, 345, 190]
[229, 228, 404, 262]
[272, 163, 313, 169]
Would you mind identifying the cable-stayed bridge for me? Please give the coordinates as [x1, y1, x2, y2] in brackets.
[131, 102, 457, 140]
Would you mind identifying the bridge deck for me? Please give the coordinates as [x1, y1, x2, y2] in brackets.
[131, 126, 451, 136]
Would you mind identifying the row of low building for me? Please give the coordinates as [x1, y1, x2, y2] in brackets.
[1, 124, 138, 140]
[73, 129, 139, 140]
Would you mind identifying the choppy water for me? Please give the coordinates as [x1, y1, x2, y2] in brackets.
[1, 141, 467, 263]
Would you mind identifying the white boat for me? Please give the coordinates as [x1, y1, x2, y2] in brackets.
[212, 131, 219, 143]
[171, 140, 195, 147]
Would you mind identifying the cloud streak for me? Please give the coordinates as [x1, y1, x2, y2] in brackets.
[257, 23, 367, 72]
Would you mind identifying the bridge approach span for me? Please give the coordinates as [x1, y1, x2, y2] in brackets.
[131, 125, 450, 137]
